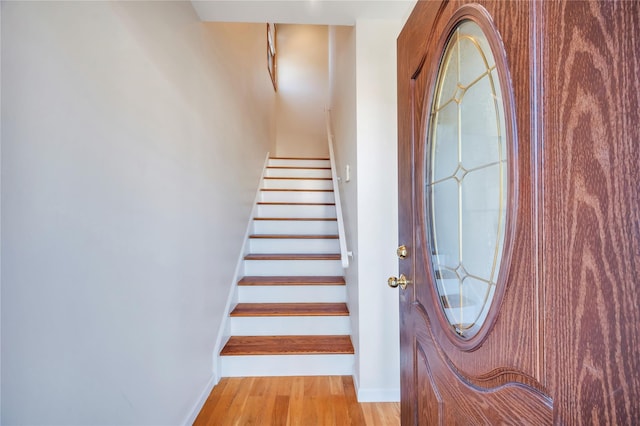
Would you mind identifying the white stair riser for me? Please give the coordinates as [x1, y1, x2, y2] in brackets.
[263, 179, 333, 190]
[249, 238, 340, 253]
[230, 316, 351, 336]
[268, 159, 331, 168]
[265, 168, 331, 179]
[256, 204, 336, 218]
[238, 285, 347, 303]
[253, 220, 338, 235]
[221, 354, 353, 377]
[259, 191, 335, 203]
[244, 259, 343, 276]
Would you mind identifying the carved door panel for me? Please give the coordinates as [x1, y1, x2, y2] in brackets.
[397, 1, 549, 423]
[397, 1, 640, 424]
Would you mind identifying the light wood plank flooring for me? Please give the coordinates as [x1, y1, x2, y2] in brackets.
[193, 376, 400, 426]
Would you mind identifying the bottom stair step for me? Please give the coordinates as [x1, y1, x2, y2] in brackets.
[220, 335, 354, 356]
[220, 353, 354, 377]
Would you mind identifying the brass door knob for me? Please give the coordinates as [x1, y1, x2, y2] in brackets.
[397, 245, 408, 259]
[388, 274, 410, 290]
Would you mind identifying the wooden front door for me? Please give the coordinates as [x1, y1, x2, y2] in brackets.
[396, 1, 640, 424]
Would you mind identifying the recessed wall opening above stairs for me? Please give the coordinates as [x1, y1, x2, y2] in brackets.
[220, 157, 354, 377]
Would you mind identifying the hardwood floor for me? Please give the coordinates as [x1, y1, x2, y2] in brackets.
[193, 376, 400, 426]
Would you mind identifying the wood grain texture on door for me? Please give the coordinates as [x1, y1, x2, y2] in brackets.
[397, 0, 640, 423]
[542, 1, 640, 423]
[398, 1, 551, 424]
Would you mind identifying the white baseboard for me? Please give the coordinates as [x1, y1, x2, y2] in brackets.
[356, 387, 400, 402]
[353, 374, 400, 402]
[182, 374, 218, 426]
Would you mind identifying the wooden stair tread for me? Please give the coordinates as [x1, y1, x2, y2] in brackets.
[253, 217, 337, 221]
[264, 177, 332, 181]
[230, 303, 349, 317]
[244, 253, 341, 261]
[269, 157, 330, 160]
[249, 234, 339, 239]
[267, 166, 331, 170]
[257, 202, 335, 205]
[261, 188, 333, 192]
[238, 276, 345, 286]
[220, 335, 354, 356]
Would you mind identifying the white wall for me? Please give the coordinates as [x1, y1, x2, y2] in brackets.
[329, 19, 402, 402]
[0, 3, 3, 421]
[275, 24, 329, 158]
[354, 18, 402, 402]
[1, 2, 274, 424]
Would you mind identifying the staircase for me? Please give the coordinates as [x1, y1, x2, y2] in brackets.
[220, 157, 354, 377]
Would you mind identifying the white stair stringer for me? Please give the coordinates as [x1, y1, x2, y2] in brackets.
[220, 157, 353, 378]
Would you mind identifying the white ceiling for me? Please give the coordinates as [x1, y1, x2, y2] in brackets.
[191, 0, 417, 25]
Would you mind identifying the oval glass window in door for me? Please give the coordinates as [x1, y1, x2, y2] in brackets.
[426, 18, 512, 340]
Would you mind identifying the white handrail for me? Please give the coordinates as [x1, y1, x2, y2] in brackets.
[325, 108, 350, 268]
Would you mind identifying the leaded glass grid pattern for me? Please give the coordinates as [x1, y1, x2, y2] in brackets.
[426, 20, 508, 339]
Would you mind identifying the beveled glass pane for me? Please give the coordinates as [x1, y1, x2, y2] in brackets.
[490, 68, 503, 111]
[458, 21, 495, 88]
[440, 278, 465, 331]
[435, 269, 460, 320]
[460, 75, 500, 170]
[457, 277, 493, 335]
[437, 42, 460, 108]
[458, 36, 487, 88]
[432, 101, 459, 182]
[460, 21, 494, 67]
[431, 178, 459, 270]
[426, 19, 509, 340]
[461, 164, 501, 281]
